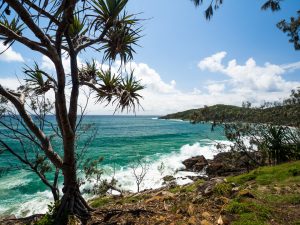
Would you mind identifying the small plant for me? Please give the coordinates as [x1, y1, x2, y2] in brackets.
[213, 183, 232, 196]
[34, 201, 60, 225]
[289, 168, 300, 176]
[130, 156, 149, 192]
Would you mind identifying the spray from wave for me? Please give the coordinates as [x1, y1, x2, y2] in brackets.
[0, 140, 231, 217]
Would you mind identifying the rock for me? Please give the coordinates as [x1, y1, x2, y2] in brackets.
[201, 211, 211, 219]
[163, 175, 176, 183]
[238, 189, 255, 198]
[182, 155, 208, 172]
[187, 204, 195, 216]
[200, 219, 213, 225]
[188, 216, 197, 225]
[187, 175, 209, 181]
[232, 186, 240, 192]
[206, 152, 261, 177]
[198, 177, 225, 196]
[156, 190, 175, 198]
[217, 215, 224, 225]
[217, 215, 231, 225]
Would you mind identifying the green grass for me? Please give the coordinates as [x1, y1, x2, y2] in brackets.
[226, 199, 272, 224]
[169, 179, 204, 193]
[89, 196, 114, 208]
[213, 183, 232, 196]
[231, 213, 268, 225]
[258, 193, 300, 205]
[227, 161, 300, 185]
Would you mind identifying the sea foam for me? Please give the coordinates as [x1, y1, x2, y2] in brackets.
[1, 140, 229, 218]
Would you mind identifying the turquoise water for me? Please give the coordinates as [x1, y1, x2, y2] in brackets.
[0, 116, 226, 217]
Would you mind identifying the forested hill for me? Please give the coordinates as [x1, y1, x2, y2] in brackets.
[159, 104, 300, 127]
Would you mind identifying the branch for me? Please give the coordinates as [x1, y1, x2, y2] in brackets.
[76, 25, 110, 53]
[22, 0, 60, 26]
[0, 85, 63, 168]
[0, 24, 51, 57]
[4, 0, 52, 48]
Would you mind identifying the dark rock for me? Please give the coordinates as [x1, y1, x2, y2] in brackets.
[206, 152, 260, 177]
[238, 189, 255, 198]
[187, 175, 209, 182]
[197, 177, 225, 196]
[163, 175, 176, 183]
[182, 155, 208, 172]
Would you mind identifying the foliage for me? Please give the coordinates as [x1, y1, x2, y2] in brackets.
[213, 182, 232, 196]
[34, 201, 60, 225]
[227, 160, 300, 185]
[0, 0, 144, 222]
[161, 88, 300, 127]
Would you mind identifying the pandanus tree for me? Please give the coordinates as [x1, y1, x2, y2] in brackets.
[0, 0, 143, 224]
[190, 0, 300, 50]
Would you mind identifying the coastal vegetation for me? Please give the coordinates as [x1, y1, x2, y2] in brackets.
[0, 0, 143, 224]
[160, 88, 300, 127]
[3, 160, 297, 225]
[0, 0, 299, 224]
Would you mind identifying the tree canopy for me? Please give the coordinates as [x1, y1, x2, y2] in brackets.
[0, 0, 143, 224]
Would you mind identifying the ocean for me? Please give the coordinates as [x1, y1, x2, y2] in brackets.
[0, 116, 228, 217]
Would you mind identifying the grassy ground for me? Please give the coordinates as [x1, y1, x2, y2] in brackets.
[4, 161, 299, 224]
[87, 161, 300, 225]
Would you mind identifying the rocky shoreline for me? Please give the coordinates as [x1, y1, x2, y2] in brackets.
[182, 151, 260, 177]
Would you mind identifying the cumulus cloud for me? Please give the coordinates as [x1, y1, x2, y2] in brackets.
[198, 51, 300, 93]
[207, 83, 225, 95]
[0, 41, 24, 62]
[2, 54, 299, 115]
[41, 54, 83, 74]
[0, 78, 23, 90]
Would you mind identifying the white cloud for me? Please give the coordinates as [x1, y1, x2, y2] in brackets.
[2, 55, 299, 115]
[198, 51, 300, 93]
[0, 78, 23, 90]
[207, 83, 225, 95]
[0, 41, 24, 62]
[125, 62, 177, 94]
[41, 54, 83, 74]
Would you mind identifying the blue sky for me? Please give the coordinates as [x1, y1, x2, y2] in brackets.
[0, 0, 299, 115]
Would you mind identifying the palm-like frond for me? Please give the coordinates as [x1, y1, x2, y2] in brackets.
[95, 69, 121, 104]
[92, 69, 144, 112]
[114, 71, 144, 112]
[79, 60, 98, 82]
[68, 14, 87, 38]
[91, 0, 128, 31]
[0, 18, 24, 46]
[24, 63, 52, 94]
[261, 0, 281, 11]
[99, 13, 141, 64]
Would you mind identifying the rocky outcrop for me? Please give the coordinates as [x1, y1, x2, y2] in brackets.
[182, 155, 208, 172]
[182, 152, 260, 177]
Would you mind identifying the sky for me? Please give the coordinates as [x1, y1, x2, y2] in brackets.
[0, 0, 299, 115]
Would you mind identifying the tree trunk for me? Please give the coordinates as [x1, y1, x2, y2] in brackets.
[55, 141, 92, 225]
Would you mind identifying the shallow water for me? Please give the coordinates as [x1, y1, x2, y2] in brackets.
[0, 116, 227, 217]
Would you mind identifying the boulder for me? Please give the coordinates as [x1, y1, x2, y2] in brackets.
[182, 155, 208, 172]
[206, 152, 261, 177]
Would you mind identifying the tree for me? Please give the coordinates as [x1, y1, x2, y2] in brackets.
[0, 0, 143, 224]
[130, 157, 149, 193]
[190, 0, 300, 50]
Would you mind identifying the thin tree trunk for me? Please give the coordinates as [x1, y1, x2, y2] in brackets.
[55, 137, 92, 225]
